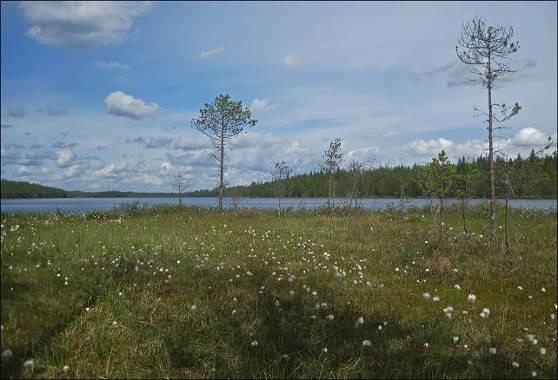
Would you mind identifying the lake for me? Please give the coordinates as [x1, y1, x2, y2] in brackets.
[1, 197, 556, 214]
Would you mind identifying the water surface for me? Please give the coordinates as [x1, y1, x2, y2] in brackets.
[1, 197, 556, 214]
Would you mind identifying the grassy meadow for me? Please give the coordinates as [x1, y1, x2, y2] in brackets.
[1, 204, 557, 379]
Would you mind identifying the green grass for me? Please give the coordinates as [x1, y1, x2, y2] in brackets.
[1, 205, 556, 378]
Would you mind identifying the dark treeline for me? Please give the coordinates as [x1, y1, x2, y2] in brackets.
[0, 180, 178, 199]
[0, 180, 68, 199]
[189, 152, 557, 199]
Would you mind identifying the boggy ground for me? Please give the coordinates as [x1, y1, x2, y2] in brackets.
[1, 204, 556, 378]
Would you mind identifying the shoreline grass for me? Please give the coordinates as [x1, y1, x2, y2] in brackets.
[1, 205, 556, 378]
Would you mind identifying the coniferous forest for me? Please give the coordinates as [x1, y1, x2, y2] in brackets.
[189, 151, 557, 199]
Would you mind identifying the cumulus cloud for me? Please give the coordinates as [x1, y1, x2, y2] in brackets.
[160, 162, 174, 175]
[65, 165, 82, 178]
[283, 55, 302, 69]
[19, 1, 152, 48]
[56, 149, 75, 167]
[197, 47, 225, 60]
[407, 138, 455, 156]
[406, 137, 487, 161]
[105, 90, 160, 119]
[250, 98, 278, 113]
[95, 60, 131, 70]
[511, 127, 550, 147]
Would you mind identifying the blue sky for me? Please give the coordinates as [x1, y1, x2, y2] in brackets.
[1, 1, 556, 192]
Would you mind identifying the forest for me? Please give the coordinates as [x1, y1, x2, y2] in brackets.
[190, 151, 557, 199]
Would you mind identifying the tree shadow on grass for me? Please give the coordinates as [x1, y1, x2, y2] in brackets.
[159, 274, 541, 379]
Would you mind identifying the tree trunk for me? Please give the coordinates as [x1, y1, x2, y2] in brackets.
[439, 197, 444, 223]
[328, 172, 332, 207]
[487, 51, 497, 230]
[278, 190, 281, 217]
[461, 197, 468, 233]
[504, 196, 511, 256]
[349, 177, 356, 209]
[219, 130, 225, 211]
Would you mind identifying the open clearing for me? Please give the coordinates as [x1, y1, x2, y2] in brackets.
[1, 205, 556, 378]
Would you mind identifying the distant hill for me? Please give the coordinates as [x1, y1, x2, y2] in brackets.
[0, 180, 181, 199]
[1, 179, 68, 198]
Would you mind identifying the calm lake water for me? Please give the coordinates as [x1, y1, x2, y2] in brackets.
[1, 197, 556, 214]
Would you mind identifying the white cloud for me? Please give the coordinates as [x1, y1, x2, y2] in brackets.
[56, 149, 74, 167]
[406, 137, 489, 162]
[197, 47, 225, 60]
[512, 127, 550, 147]
[92, 164, 117, 179]
[65, 165, 81, 178]
[159, 161, 174, 175]
[105, 91, 160, 119]
[19, 1, 152, 48]
[250, 98, 278, 113]
[283, 55, 301, 69]
[407, 138, 455, 156]
[95, 60, 131, 70]
[17, 166, 30, 175]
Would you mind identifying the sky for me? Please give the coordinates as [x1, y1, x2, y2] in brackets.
[1, 1, 557, 192]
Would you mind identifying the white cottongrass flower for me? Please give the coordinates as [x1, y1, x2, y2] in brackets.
[23, 359, 34, 370]
[452, 336, 459, 343]
[362, 340, 372, 347]
[281, 354, 290, 361]
[454, 284, 461, 290]
[326, 314, 334, 321]
[532, 371, 537, 377]
[251, 340, 258, 347]
[512, 361, 519, 368]
[1, 349, 13, 360]
[467, 294, 477, 303]
[322, 347, 328, 353]
[355, 316, 364, 328]
[480, 308, 490, 318]
[274, 300, 280, 307]
[433, 296, 440, 302]
[489, 347, 497, 355]
[63, 365, 70, 373]
[517, 286, 523, 291]
[422, 292, 431, 300]
[191, 305, 197, 311]
[423, 342, 429, 348]
[540, 347, 546, 355]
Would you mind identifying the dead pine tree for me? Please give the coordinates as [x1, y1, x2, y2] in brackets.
[173, 171, 188, 206]
[191, 94, 257, 210]
[271, 161, 292, 216]
[456, 16, 521, 231]
[321, 138, 343, 208]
